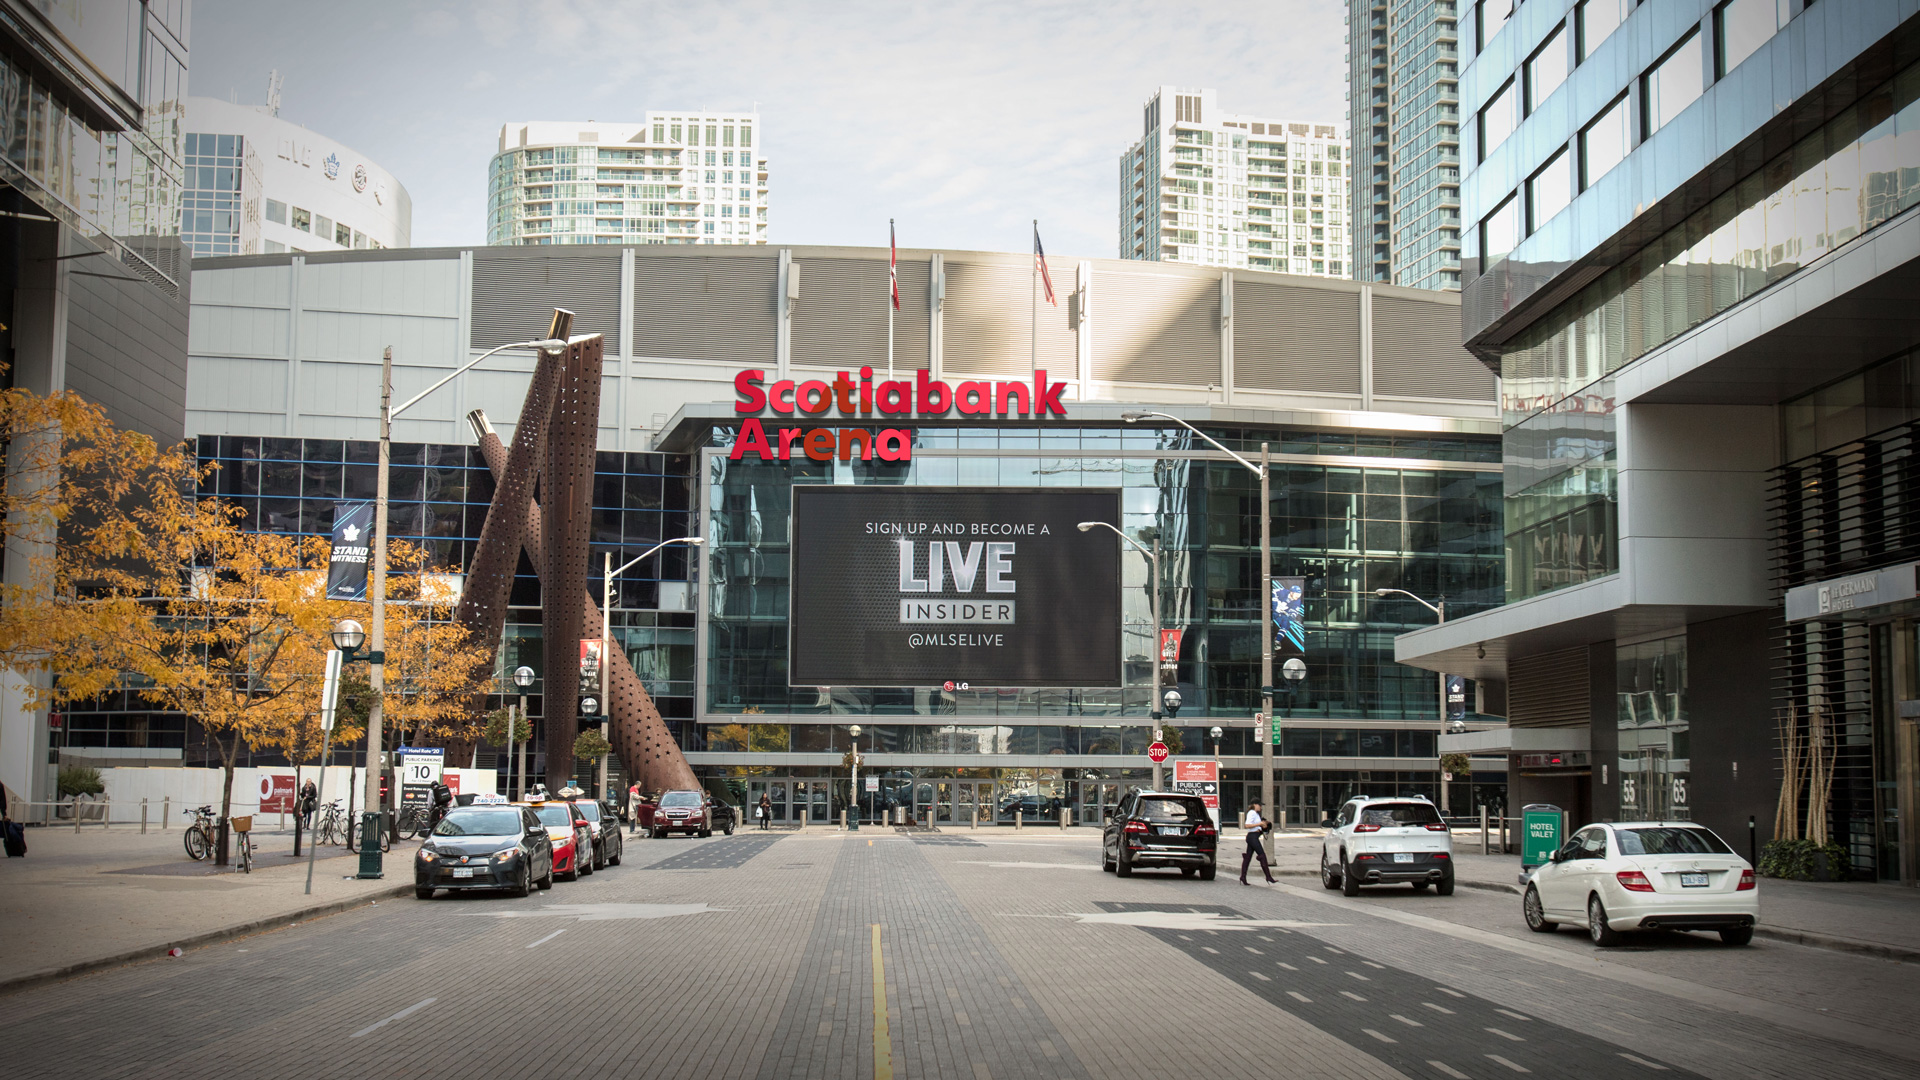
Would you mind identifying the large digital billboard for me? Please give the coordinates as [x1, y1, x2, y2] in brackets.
[788, 487, 1122, 687]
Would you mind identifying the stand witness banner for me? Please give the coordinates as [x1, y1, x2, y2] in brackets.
[325, 501, 375, 600]
[1271, 577, 1306, 651]
[788, 487, 1122, 687]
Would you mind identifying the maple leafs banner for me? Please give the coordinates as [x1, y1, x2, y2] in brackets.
[326, 500, 375, 601]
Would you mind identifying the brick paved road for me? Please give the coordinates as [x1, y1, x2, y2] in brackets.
[3, 830, 1916, 1080]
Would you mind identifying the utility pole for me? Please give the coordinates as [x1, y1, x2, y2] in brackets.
[357, 347, 392, 879]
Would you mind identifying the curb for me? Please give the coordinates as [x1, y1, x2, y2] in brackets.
[1753, 925, 1920, 964]
[0, 883, 413, 998]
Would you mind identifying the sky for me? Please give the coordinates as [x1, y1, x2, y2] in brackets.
[191, 0, 1349, 261]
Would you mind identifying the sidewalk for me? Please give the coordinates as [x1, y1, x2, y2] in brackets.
[0, 823, 420, 992]
[1259, 830, 1920, 962]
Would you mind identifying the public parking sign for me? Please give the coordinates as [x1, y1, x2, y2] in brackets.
[398, 747, 444, 808]
[1147, 742, 1169, 763]
[1171, 759, 1220, 825]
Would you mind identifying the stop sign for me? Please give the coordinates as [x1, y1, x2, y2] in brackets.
[1147, 741, 1170, 763]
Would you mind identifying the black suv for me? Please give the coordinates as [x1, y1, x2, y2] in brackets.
[1102, 791, 1218, 879]
[569, 796, 625, 870]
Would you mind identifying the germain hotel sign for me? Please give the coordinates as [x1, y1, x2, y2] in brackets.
[1784, 562, 1918, 622]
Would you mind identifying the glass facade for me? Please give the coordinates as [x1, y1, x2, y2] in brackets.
[1348, 0, 1465, 290]
[1617, 634, 1689, 821]
[703, 423, 1504, 723]
[180, 132, 255, 256]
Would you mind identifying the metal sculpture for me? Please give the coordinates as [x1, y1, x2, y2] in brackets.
[459, 334, 700, 796]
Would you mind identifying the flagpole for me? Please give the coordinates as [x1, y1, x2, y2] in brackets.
[888, 218, 895, 383]
[1031, 219, 1038, 377]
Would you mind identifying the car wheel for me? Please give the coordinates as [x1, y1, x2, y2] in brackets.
[1588, 894, 1624, 947]
[1115, 847, 1133, 877]
[414, 887, 434, 900]
[539, 859, 555, 890]
[1102, 845, 1115, 872]
[1198, 863, 1216, 881]
[609, 842, 621, 867]
[724, 823, 734, 835]
[511, 864, 530, 898]
[1436, 872, 1455, 896]
[1523, 884, 1557, 931]
[1320, 850, 1341, 890]
[1340, 855, 1361, 897]
[1719, 926, 1754, 947]
[593, 843, 606, 871]
[562, 854, 578, 882]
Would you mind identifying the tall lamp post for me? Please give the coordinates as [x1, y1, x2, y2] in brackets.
[601, 537, 704, 797]
[1123, 411, 1274, 857]
[354, 315, 573, 879]
[512, 665, 536, 800]
[1280, 657, 1306, 825]
[848, 724, 863, 830]
[1078, 520, 1165, 790]
[1374, 587, 1449, 813]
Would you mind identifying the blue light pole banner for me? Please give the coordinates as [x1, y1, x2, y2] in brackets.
[325, 501, 376, 601]
[1271, 577, 1306, 651]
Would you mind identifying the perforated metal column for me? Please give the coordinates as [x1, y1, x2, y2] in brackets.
[541, 336, 602, 790]
[473, 418, 701, 796]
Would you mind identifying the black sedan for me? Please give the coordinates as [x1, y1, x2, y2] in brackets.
[1103, 791, 1218, 879]
[415, 805, 554, 899]
[570, 796, 625, 870]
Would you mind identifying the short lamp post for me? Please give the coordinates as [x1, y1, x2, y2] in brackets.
[355, 310, 573, 880]
[848, 724, 863, 831]
[1374, 587, 1449, 813]
[1122, 411, 1276, 857]
[601, 537, 704, 797]
[1078, 520, 1166, 790]
[328, 618, 378, 869]
[512, 665, 535, 802]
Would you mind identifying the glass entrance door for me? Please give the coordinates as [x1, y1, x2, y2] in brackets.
[1080, 782, 1120, 825]
[1282, 783, 1320, 829]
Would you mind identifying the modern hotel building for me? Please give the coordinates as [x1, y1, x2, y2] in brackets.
[1397, 0, 1920, 884]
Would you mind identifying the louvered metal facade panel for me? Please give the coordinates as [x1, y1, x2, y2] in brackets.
[1095, 271, 1218, 386]
[1232, 279, 1362, 395]
[941, 259, 1075, 378]
[1507, 647, 1591, 728]
[1372, 295, 1497, 401]
[471, 252, 621, 350]
[632, 254, 777, 364]
[792, 257, 930, 372]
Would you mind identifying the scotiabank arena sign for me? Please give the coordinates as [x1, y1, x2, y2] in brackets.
[728, 367, 1069, 462]
[788, 487, 1121, 688]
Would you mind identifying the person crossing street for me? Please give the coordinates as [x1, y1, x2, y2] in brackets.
[1240, 800, 1276, 885]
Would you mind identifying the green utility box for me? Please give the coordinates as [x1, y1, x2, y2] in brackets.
[1521, 804, 1564, 870]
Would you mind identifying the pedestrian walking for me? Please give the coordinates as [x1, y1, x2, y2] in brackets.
[1240, 800, 1276, 885]
[636, 793, 657, 838]
[2, 785, 24, 858]
[296, 779, 318, 828]
[627, 782, 643, 835]
[757, 792, 772, 830]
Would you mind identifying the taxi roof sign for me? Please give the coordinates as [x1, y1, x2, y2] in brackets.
[470, 793, 509, 804]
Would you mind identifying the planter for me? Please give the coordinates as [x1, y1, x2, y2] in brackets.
[1812, 851, 1831, 882]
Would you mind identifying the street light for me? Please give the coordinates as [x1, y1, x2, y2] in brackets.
[354, 310, 573, 879]
[511, 665, 535, 802]
[1374, 587, 1451, 813]
[331, 619, 366, 653]
[1210, 725, 1224, 761]
[1080, 520, 1167, 790]
[601, 537, 704, 797]
[1125, 410, 1277, 858]
[848, 724, 864, 830]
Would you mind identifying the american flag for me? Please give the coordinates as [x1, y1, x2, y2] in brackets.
[1034, 225, 1057, 306]
[889, 220, 900, 310]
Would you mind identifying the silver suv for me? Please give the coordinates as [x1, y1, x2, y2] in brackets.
[1320, 795, 1454, 896]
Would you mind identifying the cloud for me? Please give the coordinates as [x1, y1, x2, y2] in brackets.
[192, 0, 1347, 259]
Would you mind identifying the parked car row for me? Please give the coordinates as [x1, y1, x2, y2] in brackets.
[413, 790, 625, 900]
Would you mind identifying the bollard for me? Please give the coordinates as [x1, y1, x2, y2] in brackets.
[141, 797, 149, 835]
[1015, 810, 1022, 831]
[840, 810, 847, 830]
[75, 802, 82, 833]
[163, 796, 170, 830]
[1060, 807, 1068, 830]
[1500, 814, 1508, 854]
[1480, 806, 1489, 856]
[971, 805, 978, 829]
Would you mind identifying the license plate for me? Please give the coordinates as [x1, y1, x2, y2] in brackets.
[1393, 853, 1414, 863]
[452, 868, 474, 878]
[1680, 872, 1708, 888]
[1157, 826, 1186, 836]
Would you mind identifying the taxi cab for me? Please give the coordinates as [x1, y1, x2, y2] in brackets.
[516, 796, 595, 882]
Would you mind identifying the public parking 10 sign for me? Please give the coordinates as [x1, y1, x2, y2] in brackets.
[398, 747, 444, 807]
[1171, 759, 1220, 826]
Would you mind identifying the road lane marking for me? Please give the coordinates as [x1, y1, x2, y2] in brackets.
[525, 928, 567, 949]
[1438, 987, 1466, 998]
[1363, 960, 1386, 969]
[1486, 1028, 1525, 1042]
[1245, 946, 1263, 954]
[1496, 1008, 1531, 1022]
[1278, 962, 1298, 970]
[351, 997, 435, 1038]
[1486, 1055, 1530, 1073]
[1341, 991, 1368, 1002]
[1618, 1053, 1670, 1071]
[1422, 1002, 1457, 1015]
[1202, 946, 1220, 954]
[1308, 956, 1328, 964]
[1346, 971, 1371, 981]
[1288, 991, 1312, 1003]
[1391, 1014, 1424, 1027]
[1250, 971, 1271, 981]
[872, 924, 893, 1080]
[1363, 1028, 1396, 1043]
[1428, 1062, 1471, 1079]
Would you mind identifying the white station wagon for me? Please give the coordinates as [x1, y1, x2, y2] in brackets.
[1523, 821, 1758, 947]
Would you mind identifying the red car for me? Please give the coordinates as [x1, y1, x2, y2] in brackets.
[652, 789, 734, 838]
[519, 800, 595, 881]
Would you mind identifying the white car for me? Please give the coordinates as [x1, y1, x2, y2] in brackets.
[1523, 821, 1758, 947]
[1320, 795, 1454, 895]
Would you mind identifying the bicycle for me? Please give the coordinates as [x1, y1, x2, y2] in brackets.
[182, 805, 217, 861]
[315, 800, 347, 846]
[342, 810, 392, 854]
[395, 804, 427, 840]
[231, 815, 254, 874]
